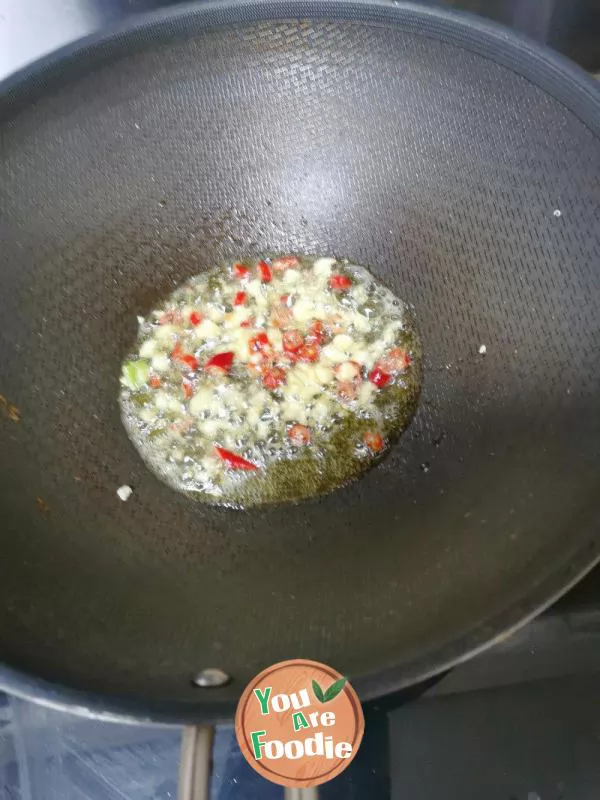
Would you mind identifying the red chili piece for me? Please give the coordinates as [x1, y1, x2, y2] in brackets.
[180, 354, 199, 371]
[171, 342, 183, 360]
[363, 431, 385, 453]
[383, 347, 412, 372]
[306, 319, 327, 345]
[368, 366, 391, 389]
[171, 342, 200, 371]
[233, 263, 250, 279]
[288, 423, 311, 446]
[182, 380, 193, 400]
[205, 351, 234, 373]
[329, 274, 352, 291]
[282, 329, 304, 354]
[272, 256, 299, 271]
[257, 261, 272, 283]
[233, 291, 247, 306]
[240, 317, 255, 328]
[214, 446, 259, 471]
[149, 375, 161, 389]
[297, 344, 319, 362]
[172, 344, 199, 371]
[262, 367, 287, 390]
[189, 311, 202, 326]
[249, 332, 271, 353]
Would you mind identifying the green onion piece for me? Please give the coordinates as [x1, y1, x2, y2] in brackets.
[147, 427, 167, 440]
[122, 359, 150, 390]
[131, 392, 152, 407]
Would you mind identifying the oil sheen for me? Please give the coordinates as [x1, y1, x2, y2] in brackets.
[119, 256, 422, 507]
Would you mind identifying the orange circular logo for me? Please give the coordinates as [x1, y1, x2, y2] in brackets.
[235, 659, 364, 788]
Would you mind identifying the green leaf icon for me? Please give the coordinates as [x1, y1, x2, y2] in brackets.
[312, 677, 347, 703]
[312, 679, 325, 703]
[323, 677, 347, 702]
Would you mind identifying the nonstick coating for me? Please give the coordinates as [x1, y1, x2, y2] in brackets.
[0, 2, 599, 723]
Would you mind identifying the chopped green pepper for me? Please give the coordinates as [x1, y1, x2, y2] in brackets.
[122, 359, 150, 390]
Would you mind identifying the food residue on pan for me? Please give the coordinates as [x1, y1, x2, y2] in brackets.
[0, 394, 20, 423]
[119, 256, 421, 506]
[36, 497, 50, 514]
[117, 485, 133, 502]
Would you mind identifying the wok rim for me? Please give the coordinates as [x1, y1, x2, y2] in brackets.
[0, 546, 598, 724]
[0, 0, 599, 723]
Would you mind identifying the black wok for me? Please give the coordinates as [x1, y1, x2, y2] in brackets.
[0, 1, 599, 726]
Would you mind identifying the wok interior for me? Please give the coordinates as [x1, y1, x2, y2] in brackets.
[0, 15, 598, 719]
